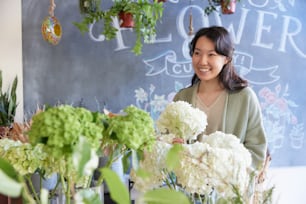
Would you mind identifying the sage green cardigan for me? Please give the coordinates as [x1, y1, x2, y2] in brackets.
[173, 83, 267, 170]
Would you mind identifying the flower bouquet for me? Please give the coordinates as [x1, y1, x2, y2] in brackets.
[0, 103, 158, 204]
[131, 101, 254, 203]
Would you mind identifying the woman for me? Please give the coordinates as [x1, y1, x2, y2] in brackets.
[173, 26, 267, 170]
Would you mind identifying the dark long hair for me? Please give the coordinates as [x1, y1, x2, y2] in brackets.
[189, 26, 248, 91]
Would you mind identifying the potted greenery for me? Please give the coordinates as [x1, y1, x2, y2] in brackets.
[0, 70, 18, 137]
[79, 0, 101, 14]
[204, 0, 240, 15]
[74, 0, 164, 55]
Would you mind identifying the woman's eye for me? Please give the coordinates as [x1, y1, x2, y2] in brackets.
[209, 53, 217, 56]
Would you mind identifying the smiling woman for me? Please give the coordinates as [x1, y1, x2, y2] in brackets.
[173, 26, 267, 171]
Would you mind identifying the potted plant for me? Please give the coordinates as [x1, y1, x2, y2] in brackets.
[79, 0, 101, 14]
[0, 70, 18, 137]
[204, 0, 240, 15]
[74, 0, 164, 55]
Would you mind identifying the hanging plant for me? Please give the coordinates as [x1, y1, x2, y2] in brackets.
[118, 11, 135, 28]
[74, 0, 164, 55]
[79, 0, 100, 14]
[221, 0, 236, 14]
[204, 0, 241, 15]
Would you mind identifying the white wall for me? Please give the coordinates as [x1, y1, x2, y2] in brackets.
[268, 166, 306, 204]
[0, 0, 23, 122]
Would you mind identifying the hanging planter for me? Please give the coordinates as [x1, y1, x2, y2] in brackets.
[204, 0, 241, 15]
[74, 0, 164, 55]
[221, 0, 236, 14]
[118, 11, 134, 28]
[79, 0, 100, 14]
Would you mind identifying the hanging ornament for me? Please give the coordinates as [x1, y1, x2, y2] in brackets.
[41, 0, 62, 45]
[188, 1, 194, 36]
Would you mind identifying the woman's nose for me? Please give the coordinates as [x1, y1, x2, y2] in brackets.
[198, 54, 208, 65]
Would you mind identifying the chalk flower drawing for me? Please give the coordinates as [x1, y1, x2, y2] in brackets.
[134, 82, 183, 120]
[258, 84, 304, 153]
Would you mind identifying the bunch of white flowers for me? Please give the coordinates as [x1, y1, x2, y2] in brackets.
[156, 101, 207, 142]
[130, 141, 172, 192]
[130, 101, 253, 202]
[176, 131, 252, 198]
[132, 132, 252, 200]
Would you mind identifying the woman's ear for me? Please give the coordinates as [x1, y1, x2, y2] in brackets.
[224, 56, 231, 65]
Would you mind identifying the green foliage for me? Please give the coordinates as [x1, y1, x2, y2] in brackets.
[79, 0, 101, 14]
[204, 0, 241, 15]
[101, 167, 130, 204]
[0, 70, 18, 126]
[262, 186, 275, 204]
[74, 0, 164, 55]
[142, 188, 191, 204]
[0, 158, 23, 197]
[166, 144, 183, 171]
[75, 188, 102, 204]
[73, 136, 93, 178]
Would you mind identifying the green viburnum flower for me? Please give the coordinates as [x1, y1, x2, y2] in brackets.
[104, 105, 156, 150]
[28, 105, 105, 158]
[0, 138, 48, 176]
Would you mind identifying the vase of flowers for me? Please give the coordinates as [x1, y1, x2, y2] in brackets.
[131, 101, 254, 203]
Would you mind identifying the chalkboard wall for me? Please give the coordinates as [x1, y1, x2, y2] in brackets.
[23, 0, 306, 167]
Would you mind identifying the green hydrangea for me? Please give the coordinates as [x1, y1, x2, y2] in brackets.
[28, 105, 105, 157]
[104, 105, 156, 150]
[0, 138, 48, 176]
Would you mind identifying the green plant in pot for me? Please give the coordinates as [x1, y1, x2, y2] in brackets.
[0, 70, 18, 136]
[74, 0, 164, 55]
[204, 0, 241, 15]
[79, 0, 101, 14]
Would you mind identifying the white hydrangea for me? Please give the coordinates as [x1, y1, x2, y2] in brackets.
[174, 132, 252, 198]
[131, 141, 171, 192]
[156, 101, 207, 141]
[132, 132, 251, 198]
[175, 142, 214, 195]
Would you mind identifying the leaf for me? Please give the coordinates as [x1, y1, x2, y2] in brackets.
[122, 150, 132, 173]
[101, 167, 130, 204]
[73, 137, 94, 178]
[0, 157, 20, 180]
[10, 75, 18, 99]
[142, 188, 190, 204]
[166, 144, 183, 171]
[0, 170, 23, 197]
[0, 70, 2, 94]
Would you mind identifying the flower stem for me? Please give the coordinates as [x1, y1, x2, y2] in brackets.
[26, 175, 41, 204]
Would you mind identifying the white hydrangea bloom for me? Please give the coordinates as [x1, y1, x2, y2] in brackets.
[131, 141, 171, 192]
[175, 142, 214, 195]
[156, 101, 207, 141]
[174, 132, 252, 198]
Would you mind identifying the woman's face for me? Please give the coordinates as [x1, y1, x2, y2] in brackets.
[192, 36, 229, 82]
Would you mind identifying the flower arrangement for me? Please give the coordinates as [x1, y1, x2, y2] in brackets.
[0, 104, 156, 204]
[0, 138, 62, 203]
[131, 101, 253, 203]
